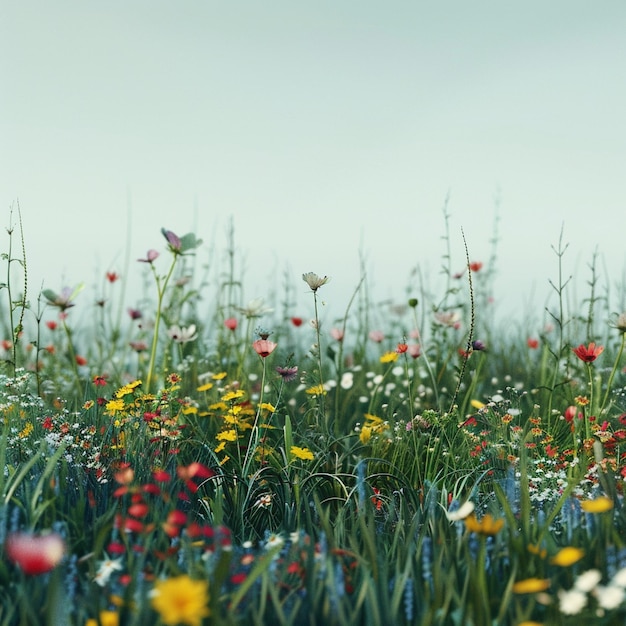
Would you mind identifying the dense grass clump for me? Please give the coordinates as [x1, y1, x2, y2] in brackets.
[1, 218, 625, 625]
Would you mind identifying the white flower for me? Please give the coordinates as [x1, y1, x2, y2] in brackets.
[445, 500, 475, 522]
[558, 588, 588, 615]
[594, 584, 625, 610]
[237, 298, 273, 318]
[434, 310, 461, 328]
[167, 324, 197, 343]
[265, 533, 284, 551]
[611, 567, 626, 588]
[93, 556, 123, 587]
[574, 569, 602, 592]
[302, 272, 330, 292]
[340, 372, 354, 390]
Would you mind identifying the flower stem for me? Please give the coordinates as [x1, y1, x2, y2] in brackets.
[145, 257, 178, 393]
[599, 332, 626, 414]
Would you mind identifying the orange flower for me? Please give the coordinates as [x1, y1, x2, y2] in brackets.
[572, 342, 604, 363]
[464, 513, 504, 536]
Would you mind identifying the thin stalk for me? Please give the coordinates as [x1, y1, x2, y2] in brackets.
[599, 331, 626, 413]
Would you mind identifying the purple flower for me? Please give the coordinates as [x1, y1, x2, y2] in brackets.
[162, 228, 182, 252]
[138, 249, 159, 263]
[276, 365, 298, 383]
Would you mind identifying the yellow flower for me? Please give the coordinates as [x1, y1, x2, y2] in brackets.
[359, 424, 372, 445]
[364, 413, 383, 424]
[105, 398, 126, 415]
[512, 578, 551, 594]
[464, 513, 504, 536]
[208, 402, 227, 411]
[259, 402, 275, 412]
[380, 351, 399, 363]
[550, 547, 585, 567]
[212, 372, 227, 380]
[18, 422, 33, 439]
[182, 406, 198, 415]
[219, 455, 230, 466]
[470, 399, 485, 410]
[305, 384, 327, 396]
[216, 429, 238, 442]
[580, 496, 613, 513]
[196, 382, 213, 392]
[85, 610, 119, 626]
[290, 446, 314, 461]
[517, 622, 544, 626]
[527, 543, 547, 559]
[83, 400, 95, 410]
[215, 441, 226, 453]
[222, 390, 245, 402]
[151, 575, 210, 626]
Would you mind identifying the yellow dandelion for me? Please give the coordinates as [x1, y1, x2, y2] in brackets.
[580, 496, 613, 513]
[212, 371, 227, 380]
[512, 578, 551, 594]
[259, 402, 275, 412]
[105, 398, 126, 415]
[196, 382, 213, 392]
[550, 547, 585, 567]
[216, 429, 238, 442]
[182, 406, 198, 415]
[305, 384, 327, 396]
[290, 446, 314, 461]
[380, 351, 398, 363]
[222, 390, 245, 402]
[150, 575, 210, 626]
[470, 399, 485, 410]
[208, 401, 228, 411]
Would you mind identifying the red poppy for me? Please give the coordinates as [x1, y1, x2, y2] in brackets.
[46, 320, 58, 330]
[527, 338, 539, 349]
[106, 272, 120, 283]
[396, 343, 408, 354]
[6, 532, 65, 575]
[469, 262, 483, 272]
[75, 355, 88, 366]
[252, 339, 277, 358]
[572, 342, 604, 362]
[224, 317, 238, 331]
[291, 317, 303, 327]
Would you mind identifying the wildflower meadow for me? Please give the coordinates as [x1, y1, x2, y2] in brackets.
[1, 209, 626, 626]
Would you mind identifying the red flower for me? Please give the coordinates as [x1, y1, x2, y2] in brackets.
[92, 375, 107, 387]
[396, 343, 408, 354]
[572, 342, 604, 362]
[527, 338, 539, 349]
[224, 317, 238, 331]
[5, 532, 65, 575]
[75, 355, 88, 366]
[469, 261, 483, 272]
[46, 320, 58, 330]
[291, 317, 303, 327]
[106, 271, 120, 283]
[252, 339, 277, 358]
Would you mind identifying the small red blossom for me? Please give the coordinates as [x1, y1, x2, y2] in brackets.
[527, 338, 539, 349]
[291, 317, 303, 327]
[75, 355, 88, 366]
[469, 261, 483, 272]
[572, 342, 604, 363]
[224, 317, 238, 331]
[46, 320, 58, 330]
[6, 532, 65, 575]
[128, 308, 142, 320]
[396, 343, 408, 354]
[106, 271, 120, 283]
[92, 374, 107, 387]
[330, 328, 344, 342]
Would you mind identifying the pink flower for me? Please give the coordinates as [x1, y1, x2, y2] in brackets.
[253, 339, 277, 358]
[137, 249, 159, 263]
[6, 532, 65, 575]
[224, 317, 238, 331]
[369, 330, 385, 343]
[408, 344, 422, 359]
[330, 328, 344, 342]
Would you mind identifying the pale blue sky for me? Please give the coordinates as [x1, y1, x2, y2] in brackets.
[2, 2, 625, 328]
